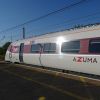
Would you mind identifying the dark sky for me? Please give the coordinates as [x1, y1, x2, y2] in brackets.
[0, 0, 100, 46]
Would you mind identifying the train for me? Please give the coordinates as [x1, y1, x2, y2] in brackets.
[5, 24, 100, 76]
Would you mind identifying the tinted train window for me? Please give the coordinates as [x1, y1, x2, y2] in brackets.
[31, 44, 41, 53]
[61, 41, 80, 53]
[89, 39, 100, 53]
[43, 43, 56, 53]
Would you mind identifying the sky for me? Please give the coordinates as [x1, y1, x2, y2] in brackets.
[0, 0, 100, 46]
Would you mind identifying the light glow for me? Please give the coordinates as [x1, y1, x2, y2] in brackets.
[56, 36, 67, 54]
[56, 36, 65, 45]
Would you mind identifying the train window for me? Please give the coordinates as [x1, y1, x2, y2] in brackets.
[31, 44, 41, 53]
[61, 41, 80, 53]
[43, 43, 50, 53]
[89, 39, 100, 53]
[43, 43, 56, 53]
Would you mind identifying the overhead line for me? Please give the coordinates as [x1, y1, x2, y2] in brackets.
[0, 36, 5, 42]
[26, 11, 100, 34]
[0, 0, 87, 34]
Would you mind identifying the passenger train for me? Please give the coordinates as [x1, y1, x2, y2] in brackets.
[5, 25, 100, 76]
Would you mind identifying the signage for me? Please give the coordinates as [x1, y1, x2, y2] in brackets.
[73, 57, 97, 63]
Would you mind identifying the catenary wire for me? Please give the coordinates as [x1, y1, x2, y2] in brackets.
[26, 11, 100, 34]
[0, 0, 87, 34]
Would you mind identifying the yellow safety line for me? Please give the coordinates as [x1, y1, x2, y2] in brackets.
[2, 69, 91, 100]
[38, 96, 46, 100]
[80, 76, 86, 83]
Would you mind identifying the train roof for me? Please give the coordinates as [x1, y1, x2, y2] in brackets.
[13, 23, 100, 44]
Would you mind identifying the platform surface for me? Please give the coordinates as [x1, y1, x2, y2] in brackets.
[0, 62, 100, 100]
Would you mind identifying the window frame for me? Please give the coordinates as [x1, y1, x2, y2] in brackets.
[89, 39, 100, 54]
[43, 43, 56, 54]
[61, 40, 80, 54]
[31, 44, 41, 53]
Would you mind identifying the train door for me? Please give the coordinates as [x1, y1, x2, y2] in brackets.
[19, 43, 24, 62]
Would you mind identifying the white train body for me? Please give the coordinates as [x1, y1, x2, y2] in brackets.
[5, 25, 100, 76]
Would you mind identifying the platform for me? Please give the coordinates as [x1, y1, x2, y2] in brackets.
[0, 62, 100, 100]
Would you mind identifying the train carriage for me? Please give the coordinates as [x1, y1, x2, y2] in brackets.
[5, 25, 100, 76]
